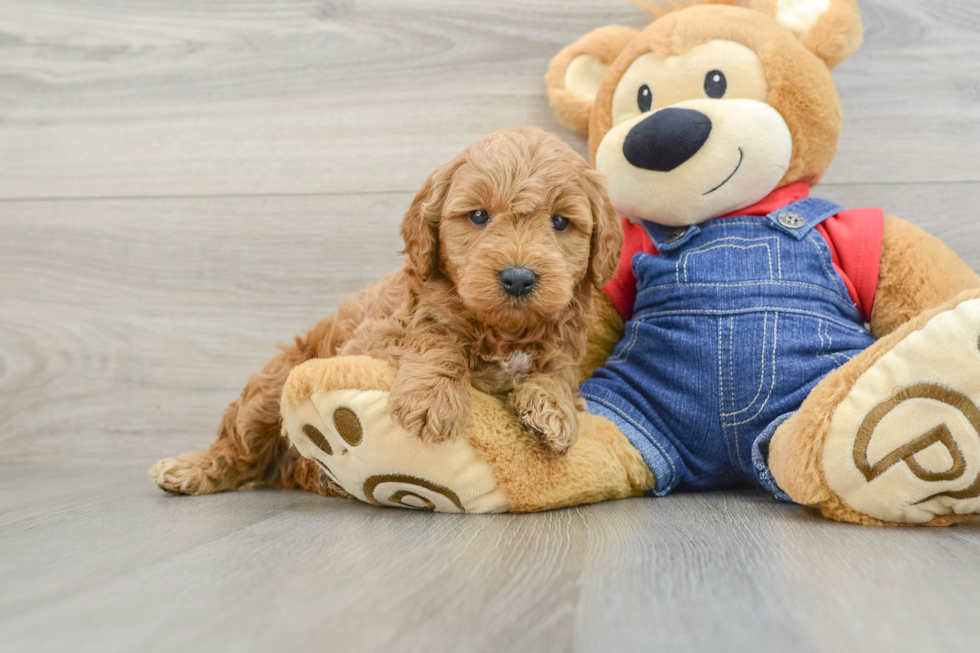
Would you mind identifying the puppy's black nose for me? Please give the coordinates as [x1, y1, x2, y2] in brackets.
[623, 108, 712, 172]
[499, 266, 538, 298]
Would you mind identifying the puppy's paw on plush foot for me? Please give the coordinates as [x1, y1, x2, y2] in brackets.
[388, 384, 469, 444]
[280, 356, 509, 513]
[510, 379, 580, 455]
[518, 406, 579, 455]
[821, 298, 980, 524]
[149, 453, 224, 495]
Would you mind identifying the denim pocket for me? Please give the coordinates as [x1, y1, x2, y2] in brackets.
[718, 312, 779, 425]
[679, 236, 781, 284]
[717, 312, 779, 470]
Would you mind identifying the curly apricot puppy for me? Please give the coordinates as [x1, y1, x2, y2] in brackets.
[150, 126, 622, 496]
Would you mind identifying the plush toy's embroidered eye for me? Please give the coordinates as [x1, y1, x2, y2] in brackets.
[637, 84, 653, 113]
[704, 70, 727, 99]
[551, 215, 570, 232]
[469, 209, 490, 226]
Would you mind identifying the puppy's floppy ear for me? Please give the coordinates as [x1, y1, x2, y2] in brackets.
[401, 158, 463, 281]
[546, 25, 638, 134]
[750, 0, 863, 69]
[582, 167, 624, 291]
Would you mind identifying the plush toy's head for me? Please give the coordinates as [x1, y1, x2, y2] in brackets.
[546, 0, 864, 227]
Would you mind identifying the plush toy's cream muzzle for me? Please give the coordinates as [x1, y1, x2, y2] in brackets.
[596, 98, 793, 226]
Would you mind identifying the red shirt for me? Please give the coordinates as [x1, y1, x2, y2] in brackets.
[604, 183, 884, 323]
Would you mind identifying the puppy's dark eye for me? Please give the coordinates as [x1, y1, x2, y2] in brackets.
[469, 209, 490, 226]
[637, 84, 652, 113]
[552, 215, 570, 232]
[704, 70, 727, 99]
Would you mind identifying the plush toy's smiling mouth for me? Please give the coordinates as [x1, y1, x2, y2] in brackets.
[703, 148, 744, 196]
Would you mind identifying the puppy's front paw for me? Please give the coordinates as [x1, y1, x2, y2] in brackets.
[518, 404, 579, 455]
[388, 382, 469, 443]
[511, 378, 580, 455]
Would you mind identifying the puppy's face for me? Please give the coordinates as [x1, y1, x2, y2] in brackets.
[401, 127, 622, 331]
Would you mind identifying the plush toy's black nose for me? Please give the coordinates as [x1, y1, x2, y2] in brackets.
[499, 266, 538, 298]
[623, 108, 713, 172]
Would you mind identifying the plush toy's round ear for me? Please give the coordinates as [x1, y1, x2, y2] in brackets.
[750, 0, 863, 69]
[546, 25, 639, 134]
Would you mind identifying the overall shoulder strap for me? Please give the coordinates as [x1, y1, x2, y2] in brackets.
[765, 197, 844, 240]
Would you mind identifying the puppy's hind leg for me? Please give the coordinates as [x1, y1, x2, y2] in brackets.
[150, 342, 315, 495]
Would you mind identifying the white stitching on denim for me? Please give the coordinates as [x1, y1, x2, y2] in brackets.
[806, 233, 849, 302]
[702, 221, 771, 229]
[581, 392, 678, 485]
[636, 281, 856, 308]
[776, 239, 783, 279]
[817, 317, 826, 353]
[717, 318, 724, 414]
[607, 320, 641, 364]
[716, 318, 723, 409]
[823, 319, 846, 365]
[815, 319, 837, 365]
[821, 318, 834, 364]
[681, 239, 775, 283]
[817, 319, 829, 363]
[683, 236, 776, 248]
[686, 242, 772, 282]
[727, 317, 741, 467]
[722, 313, 768, 419]
[633, 306, 867, 334]
[727, 313, 779, 429]
[729, 317, 735, 417]
[632, 306, 865, 333]
[717, 318, 731, 466]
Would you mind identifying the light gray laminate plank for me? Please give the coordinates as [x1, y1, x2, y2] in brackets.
[1, 0, 979, 201]
[0, 466, 978, 653]
[0, 193, 410, 464]
[0, 466, 316, 620]
[0, 0, 643, 199]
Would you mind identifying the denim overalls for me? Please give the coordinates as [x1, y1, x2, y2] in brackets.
[580, 198, 876, 500]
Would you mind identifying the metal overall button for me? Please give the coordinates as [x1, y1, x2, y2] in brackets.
[666, 227, 689, 243]
[777, 211, 806, 229]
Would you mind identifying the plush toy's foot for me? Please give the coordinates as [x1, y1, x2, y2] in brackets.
[281, 356, 655, 513]
[772, 292, 980, 525]
[280, 356, 511, 513]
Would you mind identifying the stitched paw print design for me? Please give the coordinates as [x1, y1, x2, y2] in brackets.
[822, 298, 980, 523]
[280, 356, 510, 513]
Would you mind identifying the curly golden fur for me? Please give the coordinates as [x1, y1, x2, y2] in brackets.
[149, 127, 623, 496]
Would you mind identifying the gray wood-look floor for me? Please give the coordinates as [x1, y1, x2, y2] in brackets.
[2, 1, 980, 651]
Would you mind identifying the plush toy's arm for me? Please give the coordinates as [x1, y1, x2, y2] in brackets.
[467, 391, 656, 512]
[869, 215, 980, 338]
[281, 356, 656, 513]
[578, 287, 625, 382]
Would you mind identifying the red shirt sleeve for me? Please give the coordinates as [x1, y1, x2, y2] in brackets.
[603, 219, 658, 322]
[815, 208, 885, 322]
